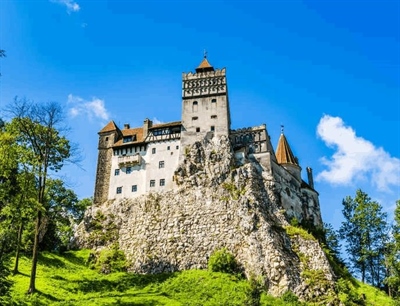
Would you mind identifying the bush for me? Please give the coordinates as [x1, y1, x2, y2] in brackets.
[94, 245, 127, 274]
[281, 290, 301, 305]
[208, 248, 239, 275]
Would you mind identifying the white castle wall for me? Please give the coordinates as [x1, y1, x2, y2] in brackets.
[108, 139, 181, 200]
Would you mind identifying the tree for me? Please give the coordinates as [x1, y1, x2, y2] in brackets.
[384, 200, 400, 297]
[339, 190, 389, 288]
[6, 98, 72, 294]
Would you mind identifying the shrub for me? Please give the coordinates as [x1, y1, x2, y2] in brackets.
[94, 245, 127, 274]
[208, 248, 239, 275]
[281, 290, 301, 305]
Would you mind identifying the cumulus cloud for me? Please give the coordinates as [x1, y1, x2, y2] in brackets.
[67, 94, 110, 122]
[316, 115, 400, 192]
[51, 0, 80, 13]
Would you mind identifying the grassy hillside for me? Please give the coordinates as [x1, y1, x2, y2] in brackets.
[8, 250, 395, 305]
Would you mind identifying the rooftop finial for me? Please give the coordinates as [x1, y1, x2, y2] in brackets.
[203, 49, 207, 58]
[281, 124, 284, 134]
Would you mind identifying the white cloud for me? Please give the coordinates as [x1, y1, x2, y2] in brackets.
[316, 115, 400, 192]
[67, 94, 110, 122]
[152, 117, 164, 125]
[51, 0, 80, 13]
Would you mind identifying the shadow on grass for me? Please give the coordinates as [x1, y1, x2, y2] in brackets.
[62, 251, 88, 267]
[38, 253, 66, 269]
[34, 289, 61, 302]
[74, 272, 177, 294]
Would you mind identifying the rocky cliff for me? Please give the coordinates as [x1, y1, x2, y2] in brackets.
[76, 135, 337, 301]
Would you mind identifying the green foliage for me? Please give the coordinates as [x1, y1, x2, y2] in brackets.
[0, 255, 12, 305]
[281, 290, 301, 304]
[285, 225, 316, 241]
[94, 245, 127, 274]
[222, 182, 246, 200]
[208, 248, 240, 275]
[339, 190, 389, 287]
[87, 211, 119, 247]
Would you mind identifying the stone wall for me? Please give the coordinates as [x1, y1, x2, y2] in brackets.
[78, 135, 335, 301]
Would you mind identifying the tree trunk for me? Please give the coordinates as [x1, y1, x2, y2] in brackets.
[27, 210, 41, 294]
[12, 222, 23, 275]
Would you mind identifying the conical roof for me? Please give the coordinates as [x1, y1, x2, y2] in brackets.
[99, 120, 118, 133]
[276, 132, 299, 165]
[196, 57, 214, 73]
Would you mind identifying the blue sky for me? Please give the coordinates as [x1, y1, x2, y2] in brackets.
[0, 0, 399, 230]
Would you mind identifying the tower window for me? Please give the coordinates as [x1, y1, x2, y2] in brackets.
[211, 115, 217, 119]
[126, 167, 132, 174]
[150, 180, 155, 187]
[115, 169, 120, 176]
[167, 146, 170, 150]
[105, 137, 109, 141]
[116, 187, 122, 194]
[132, 185, 137, 192]
[176, 145, 179, 149]
[160, 179, 165, 186]
[192, 101, 198, 112]
[159, 161, 165, 168]
[152, 148, 156, 154]
[192, 116, 198, 121]
[196, 127, 200, 133]
[211, 126, 215, 132]
[211, 98, 217, 109]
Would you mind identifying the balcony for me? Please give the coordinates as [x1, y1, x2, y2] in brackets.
[118, 154, 141, 167]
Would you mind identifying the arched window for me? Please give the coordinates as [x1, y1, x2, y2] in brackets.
[192, 101, 198, 112]
[211, 98, 217, 109]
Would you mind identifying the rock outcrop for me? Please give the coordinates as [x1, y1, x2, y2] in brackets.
[76, 135, 337, 301]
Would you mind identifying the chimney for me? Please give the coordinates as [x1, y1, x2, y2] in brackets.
[143, 118, 153, 137]
[124, 123, 130, 129]
[306, 167, 314, 189]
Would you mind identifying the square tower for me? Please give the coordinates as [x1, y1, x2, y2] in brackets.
[180, 57, 231, 148]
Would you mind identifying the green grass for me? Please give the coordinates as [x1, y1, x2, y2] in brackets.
[8, 250, 396, 305]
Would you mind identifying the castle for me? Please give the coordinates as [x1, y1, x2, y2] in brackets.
[93, 56, 320, 225]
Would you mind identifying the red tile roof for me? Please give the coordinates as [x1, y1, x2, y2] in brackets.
[276, 133, 299, 165]
[99, 121, 118, 133]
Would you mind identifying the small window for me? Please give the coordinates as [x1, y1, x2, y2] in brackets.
[123, 136, 132, 143]
[211, 115, 217, 119]
[116, 187, 122, 194]
[192, 116, 198, 120]
[211, 98, 217, 103]
[159, 161, 165, 168]
[196, 127, 200, 133]
[132, 185, 137, 192]
[167, 146, 170, 150]
[115, 169, 120, 176]
[210, 126, 215, 132]
[126, 167, 132, 174]
[152, 148, 156, 154]
[176, 145, 179, 150]
[150, 180, 155, 187]
[105, 137, 109, 141]
[192, 101, 198, 112]
[211, 98, 217, 109]
[160, 179, 165, 186]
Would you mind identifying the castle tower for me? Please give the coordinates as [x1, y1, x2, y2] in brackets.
[276, 130, 302, 182]
[93, 121, 120, 204]
[180, 56, 231, 149]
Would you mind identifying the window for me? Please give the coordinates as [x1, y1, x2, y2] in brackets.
[115, 169, 120, 176]
[116, 187, 122, 194]
[211, 115, 217, 119]
[196, 127, 200, 133]
[160, 179, 165, 186]
[152, 148, 156, 154]
[211, 98, 217, 109]
[123, 136, 132, 143]
[176, 145, 179, 150]
[150, 180, 155, 187]
[210, 126, 215, 132]
[167, 146, 170, 150]
[159, 161, 165, 168]
[192, 101, 198, 112]
[132, 185, 137, 192]
[105, 137, 109, 141]
[192, 116, 198, 121]
[126, 167, 132, 174]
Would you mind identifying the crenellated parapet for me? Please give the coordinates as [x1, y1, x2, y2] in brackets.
[182, 68, 227, 99]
